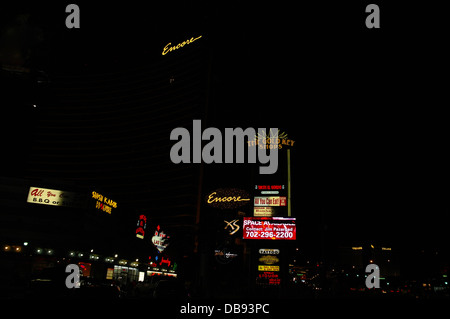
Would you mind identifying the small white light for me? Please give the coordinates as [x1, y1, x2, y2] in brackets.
[23, 242, 29, 246]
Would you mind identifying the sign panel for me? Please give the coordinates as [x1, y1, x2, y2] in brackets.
[253, 207, 273, 217]
[253, 185, 286, 217]
[27, 187, 80, 207]
[257, 248, 281, 285]
[258, 265, 280, 271]
[254, 196, 286, 207]
[243, 217, 296, 240]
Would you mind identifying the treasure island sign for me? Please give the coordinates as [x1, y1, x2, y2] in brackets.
[205, 188, 250, 210]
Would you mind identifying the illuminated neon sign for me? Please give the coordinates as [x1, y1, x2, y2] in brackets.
[162, 35, 202, 55]
[247, 129, 295, 150]
[224, 219, 240, 235]
[136, 214, 147, 239]
[205, 188, 250, 209]
[92, 191, 117, 215]
[152, 225, 170, 252]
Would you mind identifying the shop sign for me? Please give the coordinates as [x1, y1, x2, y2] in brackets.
[259, 248, 280, 255]
[247, 129, 295, 149]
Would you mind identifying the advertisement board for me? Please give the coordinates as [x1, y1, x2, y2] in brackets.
[253, 185, 287, 217]
[254, 196, 286, 206]
[243, 217, 296, 240]
[27, 187, 81, 207]
[257, 247, 281, 285]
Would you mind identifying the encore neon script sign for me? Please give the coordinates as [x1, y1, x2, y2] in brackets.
[162, 35, 202, 55]
[206, 188, 251, 209]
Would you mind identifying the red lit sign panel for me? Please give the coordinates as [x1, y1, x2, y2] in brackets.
[243, 217, 296, 240]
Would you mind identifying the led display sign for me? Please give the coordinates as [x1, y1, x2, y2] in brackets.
[243, 217, 296, 240]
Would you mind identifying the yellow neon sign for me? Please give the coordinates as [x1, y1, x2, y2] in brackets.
[258, 265, 280, 272]
[207, 192, 250, 204]
[162, 35, 202, 55]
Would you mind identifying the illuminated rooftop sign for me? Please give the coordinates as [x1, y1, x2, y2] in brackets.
[247, 129, 295, 150]
[162, 35, 202, 55]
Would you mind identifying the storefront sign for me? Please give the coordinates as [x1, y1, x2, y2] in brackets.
[259, 248, 280, 255]
[243, 217, 296, 240]
[27, 187, 80, 207]
[206, 188, 250, 209]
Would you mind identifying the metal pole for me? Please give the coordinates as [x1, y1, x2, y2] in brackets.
[287, 148, 291, 217]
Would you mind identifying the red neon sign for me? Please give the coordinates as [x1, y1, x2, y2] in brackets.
[160, 257, 171, 267]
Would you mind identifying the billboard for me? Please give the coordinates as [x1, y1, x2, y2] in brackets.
[257, 247, 281, 285]
[27, 187, 81, 207]
[253, 185, 286, 217]
[243, 217, 296, 240]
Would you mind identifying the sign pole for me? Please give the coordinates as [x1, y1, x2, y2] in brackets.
[287, 148, 291, 217]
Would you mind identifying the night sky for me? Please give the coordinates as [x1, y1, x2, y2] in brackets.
[1, 1, 448, 261]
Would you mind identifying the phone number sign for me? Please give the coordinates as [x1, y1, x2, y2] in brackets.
[243, 217, 296, 240]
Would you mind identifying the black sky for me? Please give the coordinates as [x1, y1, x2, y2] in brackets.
[1, 1, 449, 253]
